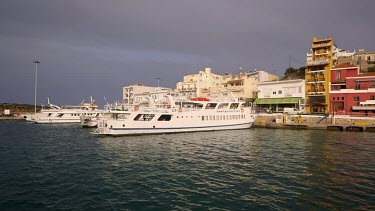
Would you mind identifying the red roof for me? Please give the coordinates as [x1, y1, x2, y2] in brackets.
[331, 63, 357, 69]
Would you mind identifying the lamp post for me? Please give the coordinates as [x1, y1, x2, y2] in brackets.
[34, 60, 40, 116]
[156, 77, 160, 87]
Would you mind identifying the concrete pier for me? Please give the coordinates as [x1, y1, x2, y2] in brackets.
[253, 114, 375, 132]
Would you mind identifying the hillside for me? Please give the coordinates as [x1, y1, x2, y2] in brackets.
[0, 103, 43, 114]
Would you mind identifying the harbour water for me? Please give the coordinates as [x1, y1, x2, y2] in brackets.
[0, 121, 374, 210]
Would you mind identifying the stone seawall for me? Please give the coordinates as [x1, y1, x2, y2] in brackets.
[254, 114, 375, 127]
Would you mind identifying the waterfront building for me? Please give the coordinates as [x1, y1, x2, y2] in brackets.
[247, 69, 279, 82]
[352, 50, 375, 73]
[176, 67, 223, 98]
[176, 67, 278, 103]
[336, 49, 375, 73]
[221, 72, 259, 102]
[123, 84, 173, 105]
[254, 79, 306, 113]
[307, 45, 355, 67]
[305, 37, 334, 114]
[330, 63, 375, 116]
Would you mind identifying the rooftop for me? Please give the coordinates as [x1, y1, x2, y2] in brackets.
[331, 63, 358, 69]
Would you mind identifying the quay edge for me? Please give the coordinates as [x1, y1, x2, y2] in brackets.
[253, 113, 375, 132]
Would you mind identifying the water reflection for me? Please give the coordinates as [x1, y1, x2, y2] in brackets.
[1, 121, 374, 210]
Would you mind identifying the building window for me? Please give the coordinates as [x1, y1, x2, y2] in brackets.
[353, 96, 359, 101]
[333, 97, 335, 100]
[356, 81, 360, 90]
[370, 96, 375, 100]
[278, 90, 282, 94]
[342, 97, 344, 100]
[336, 71, 341, 80]
[372, 81, 375, 88]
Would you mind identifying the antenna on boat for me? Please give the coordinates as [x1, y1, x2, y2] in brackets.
[104, 97, 109, 105]
[47, 97, 50, 105]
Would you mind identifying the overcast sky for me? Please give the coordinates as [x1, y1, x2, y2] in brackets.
[1, 0, 374, 105]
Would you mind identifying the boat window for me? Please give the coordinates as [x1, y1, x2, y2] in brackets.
[218, 103, 229, 109]
[229, 103, 239, 109]
[57, 114, 64, 118]
[158, 115, 172, 121]
[195, 103, 204, 109]
[202, 116, 204, 121]
[118, 114, 130, 120]
[48, 113, 52, 117]
[205, 103, 217, 109]
[134, 114, 155, 121]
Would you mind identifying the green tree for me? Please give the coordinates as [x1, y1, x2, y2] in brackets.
[282, 66, 306, 80]
[368, 66, 375, 72]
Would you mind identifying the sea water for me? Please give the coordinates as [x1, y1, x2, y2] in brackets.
[0, 121, 374, 210]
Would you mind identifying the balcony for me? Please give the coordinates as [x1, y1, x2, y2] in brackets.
[312, 43, 331, 48]
[314, 52, 328, 56]
[228, 86, 244, 92]
[307, 78, 326, 84]
[307, 88, 326, 95]
[306, 59, 329, 67]
[307, 69, 325, 74]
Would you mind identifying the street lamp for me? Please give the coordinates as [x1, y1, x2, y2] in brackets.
[34, 60, 40, 116]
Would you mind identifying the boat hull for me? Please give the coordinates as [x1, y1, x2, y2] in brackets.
[93, 121, 254, 136]
[35, 118, 81, 124]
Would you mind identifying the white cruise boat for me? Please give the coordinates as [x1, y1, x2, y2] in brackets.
[34, 97, 101, 124]
[80, 101, 132, 128]
[92, 95, 256, 136]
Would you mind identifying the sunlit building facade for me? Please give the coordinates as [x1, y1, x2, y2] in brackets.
[305, 37, 333, 114]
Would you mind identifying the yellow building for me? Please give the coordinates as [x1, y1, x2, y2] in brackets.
[305, 37, 333, 114]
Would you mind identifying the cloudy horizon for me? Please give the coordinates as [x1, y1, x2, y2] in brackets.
[1, 0, 374, 105]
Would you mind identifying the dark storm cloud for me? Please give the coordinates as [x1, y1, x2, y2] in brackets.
[1, 0, 374, 105]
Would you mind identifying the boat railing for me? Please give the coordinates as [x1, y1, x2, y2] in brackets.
[93, 127, 109, 134]
[142, 107, 170, 113]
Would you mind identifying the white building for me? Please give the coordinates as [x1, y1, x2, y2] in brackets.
[123, 84, 173, 105]
[254, 79, 306, 113]
[246, 70, 279, 82]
